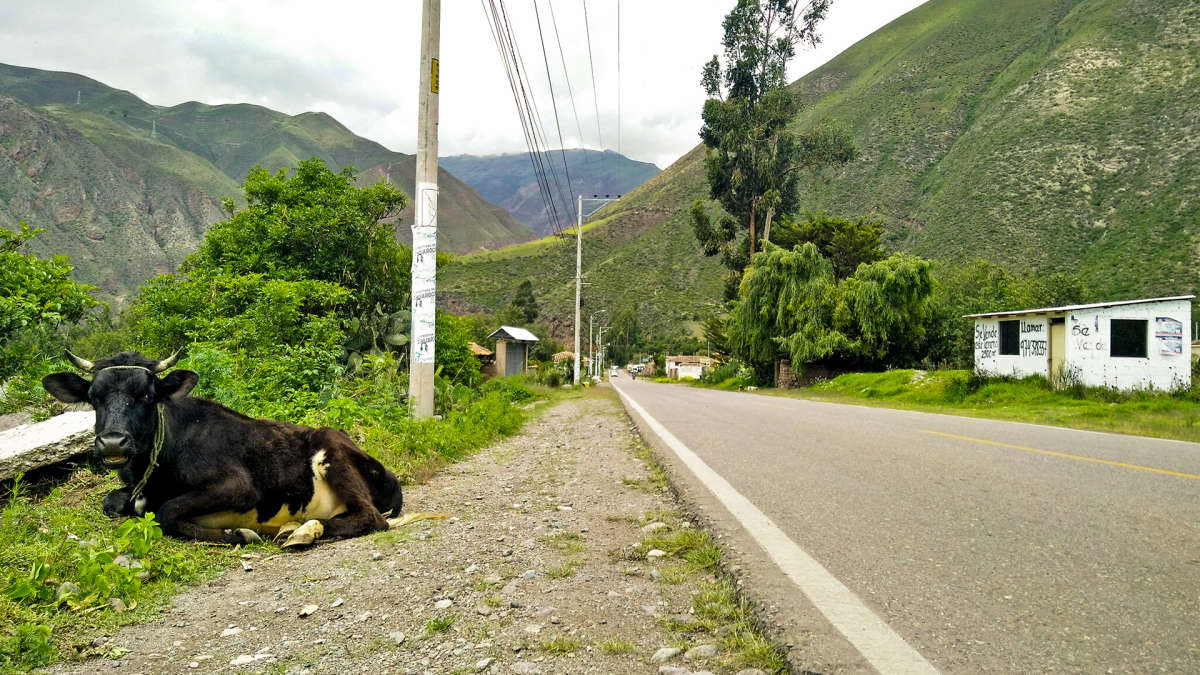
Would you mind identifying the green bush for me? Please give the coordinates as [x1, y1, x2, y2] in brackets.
[0, 223, 101, 379]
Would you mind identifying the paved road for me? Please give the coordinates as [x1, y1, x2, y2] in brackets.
[612, 375, 1200, 673]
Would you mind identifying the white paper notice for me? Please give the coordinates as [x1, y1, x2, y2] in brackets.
[412, 181, 439, 364]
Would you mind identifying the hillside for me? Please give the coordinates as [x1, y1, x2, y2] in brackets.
[440, 145, 724, 340]
[787, 0, 1199, 301]
[0, 63, 534, 303]
[443, 0, 1200, 339]
[441, 150, 660, 237]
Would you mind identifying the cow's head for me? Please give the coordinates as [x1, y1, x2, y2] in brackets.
[42, 350, 198, 468]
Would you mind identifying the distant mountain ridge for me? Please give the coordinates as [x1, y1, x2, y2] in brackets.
[442, 149, 659, 237]
[0, 62, 534, 304]
[442, 0, 1200, 340]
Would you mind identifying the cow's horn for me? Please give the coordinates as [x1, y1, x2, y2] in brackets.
[153, 347, 183, 373]
[64, 349, 94, 372]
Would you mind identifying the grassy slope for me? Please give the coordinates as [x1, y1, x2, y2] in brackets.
[444, 0, 1200, 337]
[441, 145, 725, 338]
[803, 369, 1200, 442]
[791, 0, 1200, 299]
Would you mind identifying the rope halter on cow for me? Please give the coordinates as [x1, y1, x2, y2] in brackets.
[131, 402, 166, 503]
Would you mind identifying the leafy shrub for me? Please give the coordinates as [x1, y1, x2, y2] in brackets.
[0, 223, 101, 379]
[0, 478, 209, 669]
[435, 313, 481, 387]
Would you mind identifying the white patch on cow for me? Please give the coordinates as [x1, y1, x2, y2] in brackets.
[311, 449, 328, 478]
[134, 496, 147, 516]
[190, 448, 347, 535]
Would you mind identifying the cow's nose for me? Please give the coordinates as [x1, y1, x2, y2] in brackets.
[96, 432, 131, 455]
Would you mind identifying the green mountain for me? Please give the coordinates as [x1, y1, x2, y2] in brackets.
[0, 63, 534, 303]
[440, 145, 724, 340]
[443, 0, 1200, 340]
[441, 150, 660, 237]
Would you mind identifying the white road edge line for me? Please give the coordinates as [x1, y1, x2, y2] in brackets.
[614, 382, 939, 675]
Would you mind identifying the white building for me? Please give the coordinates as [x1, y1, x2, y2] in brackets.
[965, 295, 1193, 391]
[665, 355, 714, 380]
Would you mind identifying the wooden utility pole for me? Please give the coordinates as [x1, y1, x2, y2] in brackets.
[409, 0, 440, 418]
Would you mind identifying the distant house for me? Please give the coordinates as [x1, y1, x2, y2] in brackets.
[965, 295, 1193, 391]
[487, 326, 539, 377]
[468, 342, 495, 378]
[665, 355, 714, 380]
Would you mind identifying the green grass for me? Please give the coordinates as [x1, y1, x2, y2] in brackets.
[597, 639, 636, 655]
[538, 637, 582, 655]
[546, 561, 580, 579]
[538, 531, 586, 554]
[789, 369, 1200, 442]
[424, 614, 456, 636]
[628, 506, 785, 671]
[0, 472, 259, 670]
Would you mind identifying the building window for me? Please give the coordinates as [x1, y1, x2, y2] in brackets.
[1111, 319, 1147, 358]
[999, 320, 1020, 355]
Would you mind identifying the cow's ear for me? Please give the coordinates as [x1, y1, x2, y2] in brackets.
[42, 373, 91, 403]
[157, 370, 199, 400]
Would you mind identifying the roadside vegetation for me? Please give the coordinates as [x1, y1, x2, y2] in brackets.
[805, 369, 1200, 443]
[0, 158, 547, 669]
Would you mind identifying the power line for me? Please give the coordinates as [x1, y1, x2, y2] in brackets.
[547, 0, 588, 171]
[532, 0, 577, 213]
[481, 0, 573, 241]
[498, 0, 575, 239]
[580, 0, 605, 153]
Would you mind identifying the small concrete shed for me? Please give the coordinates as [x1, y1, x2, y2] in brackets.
[488, 325, 539, 377]
[965, 295, 1194, 391]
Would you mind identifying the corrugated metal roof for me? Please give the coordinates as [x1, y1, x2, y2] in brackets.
[963, 295, 1195, 319]
[487, 325, 540, 342]
[667, 355, 714, 365]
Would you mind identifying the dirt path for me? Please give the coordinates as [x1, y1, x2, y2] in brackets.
[58, 391, 776, 675]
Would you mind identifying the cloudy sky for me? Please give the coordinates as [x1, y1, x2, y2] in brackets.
[0, 1, 926, 169]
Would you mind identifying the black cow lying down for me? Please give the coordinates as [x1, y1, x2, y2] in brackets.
[42, 350, 404, 548]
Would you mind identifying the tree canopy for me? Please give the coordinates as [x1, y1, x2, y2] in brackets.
[694, 0, 855, 299]
[508, 280, 539, 325]
[728, 242, 934, 377]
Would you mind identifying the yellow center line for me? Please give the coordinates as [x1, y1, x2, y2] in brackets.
[919, 429, 1200, 481]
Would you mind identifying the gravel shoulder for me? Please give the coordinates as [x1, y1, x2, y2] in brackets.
[56, 389, 778, 675]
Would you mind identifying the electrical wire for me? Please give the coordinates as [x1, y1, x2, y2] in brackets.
[581, 0, 605, 154]
[481, 0, 575, 242]
[532, 0, 577, 218]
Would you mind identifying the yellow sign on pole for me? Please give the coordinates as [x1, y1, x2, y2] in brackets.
[431, 58, 439, 94]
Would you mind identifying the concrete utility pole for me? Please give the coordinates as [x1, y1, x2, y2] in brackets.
[409, 0, 441, 419]
[589, 310, 606, 378]
[573, 195, 620, 385]
[574, 195, 583, 386]
[597, 325, 610, 376]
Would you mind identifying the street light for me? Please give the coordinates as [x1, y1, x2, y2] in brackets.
[589, 310, 606, 378]
[597, 325, 610, 378]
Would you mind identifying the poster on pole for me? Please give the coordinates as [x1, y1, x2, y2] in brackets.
[412, 181, 439, 364]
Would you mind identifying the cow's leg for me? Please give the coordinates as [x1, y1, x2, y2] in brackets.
[154, 478, 262, 545]
[282, 446, 388, 548]
[102, 488, 134, 518]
